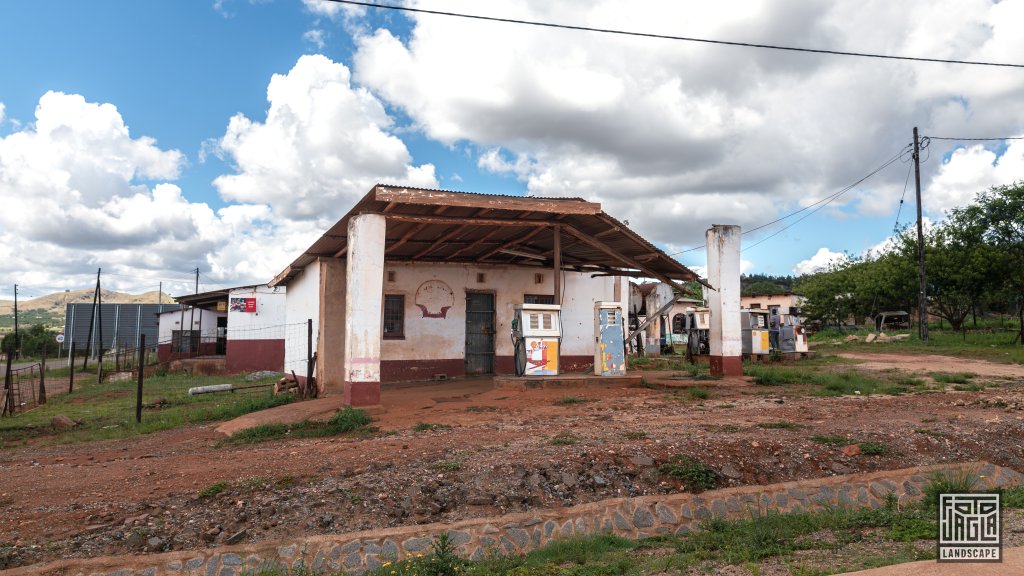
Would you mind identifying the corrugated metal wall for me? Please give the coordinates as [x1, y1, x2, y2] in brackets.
[62, 303, 181, 354]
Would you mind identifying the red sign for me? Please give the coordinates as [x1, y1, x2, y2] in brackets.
[230, 297, 257, 313]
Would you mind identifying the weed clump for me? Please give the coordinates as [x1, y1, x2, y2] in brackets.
[658, 455, 718, 491]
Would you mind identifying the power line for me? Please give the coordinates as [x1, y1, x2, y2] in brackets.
[892, 160, 914, 234]
[328, 0, 1024, 69]
[741, 149, 908, 252]
[924, 135, 1024, 141]
[665, 144, 912, 257]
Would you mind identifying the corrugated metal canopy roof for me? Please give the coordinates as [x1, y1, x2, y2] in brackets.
[271, 185, 705, 290]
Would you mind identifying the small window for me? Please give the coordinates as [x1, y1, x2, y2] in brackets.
[750, 303, 761, 309]
[524, 294, 554, 305]
[534, 273, 544, 284]
[476, 272, 486, 283]
[673, 314, 685, 334]
[387, 270, 396, 282]
[171, 330, 198, 353]
[383, 295, 405, 339]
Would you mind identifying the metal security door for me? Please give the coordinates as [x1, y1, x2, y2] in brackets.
[465, 292, 495, 375]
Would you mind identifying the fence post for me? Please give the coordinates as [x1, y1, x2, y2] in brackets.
[136, 334, 146, 424]
[96, 348, 103, 386]
[69, 347, 75, 394]
[3, 344, 13, 417]
[39, 341, 47, 405]
[306, 319, 313, 398]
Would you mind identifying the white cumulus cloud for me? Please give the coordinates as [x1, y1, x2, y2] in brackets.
[924, 139, 1024, 215]
[793, 248, 849, 275]
[349, 0, 1024, 253]
[212, 54, 437, 223]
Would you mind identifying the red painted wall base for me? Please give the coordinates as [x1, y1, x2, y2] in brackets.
[344, 380, 380, 406]
[709, 355, 743, 377]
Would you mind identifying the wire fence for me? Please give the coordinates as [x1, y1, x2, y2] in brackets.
[1, 319, 318, 418]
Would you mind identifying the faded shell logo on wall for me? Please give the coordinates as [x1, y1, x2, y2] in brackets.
[415, 280, 455, 319]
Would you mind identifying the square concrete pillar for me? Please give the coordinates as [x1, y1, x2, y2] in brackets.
[343, 214, 386, 406]
[706, 225, 743, 377]
[317, 257, 347, 397]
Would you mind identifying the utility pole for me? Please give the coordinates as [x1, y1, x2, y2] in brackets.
[13, 284, 19, 360]
[913, 127, 929, 342]
[158, 282, 162, 305]
[83, 268, 100, 369]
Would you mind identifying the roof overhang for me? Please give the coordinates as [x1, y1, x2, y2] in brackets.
[271, 185, 708, 292]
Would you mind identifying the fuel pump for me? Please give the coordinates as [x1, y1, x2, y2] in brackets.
[594, 302, 626, 376]
[512, 304, 561, 376]
[741, 309, 771, 356]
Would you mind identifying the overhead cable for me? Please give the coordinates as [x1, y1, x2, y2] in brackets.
[327, 0, 1024, 69]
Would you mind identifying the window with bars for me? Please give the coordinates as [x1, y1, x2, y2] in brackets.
[523, 294, 555, 305]
[171, 330, 199, 353]
[383, 295, 405, 339]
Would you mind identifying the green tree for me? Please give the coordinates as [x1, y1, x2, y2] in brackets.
[958, 182, 1024, 343]
[1, 324, 57, 358]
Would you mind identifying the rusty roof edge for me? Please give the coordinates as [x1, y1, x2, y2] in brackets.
[593, 212, 704, 283]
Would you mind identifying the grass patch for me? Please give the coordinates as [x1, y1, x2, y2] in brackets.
[623, 430, 647, 440]
[554, 395, 594, 406]
[412, 422, 452, 432]
[687, 387, 710, 400]
[914, 428, 946, 438]
[953, 382, 984, 392]
[811, 434, 849, 445]
[550, 431, 579, 446]
[921, 468, 983, 514]
[431, 460, 463, 472]
[658, 455, 717, 491]
[0, 371, 293, 446]
[228, 407, 374, 444]
[858, 441, 889, 455]
[199, 482, 228, 498]
[758, 421, 803, 430]
[930, 372, 976, 384]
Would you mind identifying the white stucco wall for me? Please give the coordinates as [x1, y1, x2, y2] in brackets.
[283, 262, 321, 373]
[380, 261, 624, 360]
[227, 286, 287, 340]
[156, 307, 222, 344]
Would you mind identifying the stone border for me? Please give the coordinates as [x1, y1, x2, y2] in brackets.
[5, 462, 1021, 576]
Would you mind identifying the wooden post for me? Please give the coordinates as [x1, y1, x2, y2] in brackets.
[38, 341, 47, 405]
[136, 334, 145, 423]
[69, 347, 75, 394]
[3, 344, 13, 417]
[306, 318, 313, 400]
[96, 348, 103, 386]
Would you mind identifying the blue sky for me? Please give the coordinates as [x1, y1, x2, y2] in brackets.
[1, 0, 1022, 299]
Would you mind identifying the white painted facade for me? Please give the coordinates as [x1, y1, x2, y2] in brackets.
[226, 285, 288, 340]
[283, 259, 628, 374]
[380, 261, 627, 360]
[283, 260, 321, 371]
[156, 307, 222, 345]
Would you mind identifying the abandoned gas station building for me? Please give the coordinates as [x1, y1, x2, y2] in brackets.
[156, 284, 287, 372]
[270, 185, 702, 407]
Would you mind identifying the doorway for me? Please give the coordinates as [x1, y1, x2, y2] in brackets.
[465, 292, 495, 375]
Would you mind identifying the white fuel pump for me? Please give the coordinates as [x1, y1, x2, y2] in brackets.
[512, 304, 561, 376]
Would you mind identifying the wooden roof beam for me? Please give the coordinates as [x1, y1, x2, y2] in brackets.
[562, 224, 702, 292]
[385, 223, 429, 254]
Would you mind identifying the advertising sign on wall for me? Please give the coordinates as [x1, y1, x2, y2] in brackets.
[230, 298, 257, 313]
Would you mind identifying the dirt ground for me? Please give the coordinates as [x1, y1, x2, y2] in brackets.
[2, 351, 1024, 570]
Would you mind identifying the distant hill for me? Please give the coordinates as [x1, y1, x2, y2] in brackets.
[0, 289, 173, 320]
